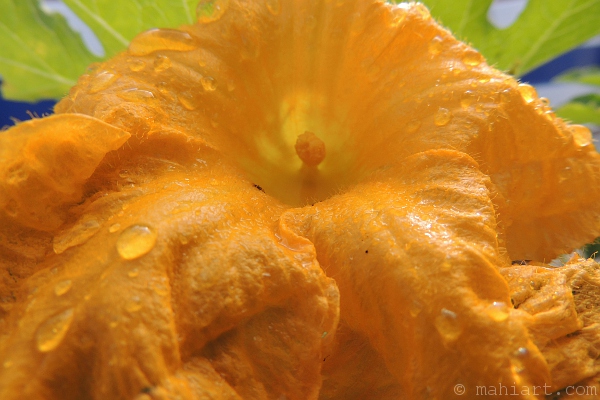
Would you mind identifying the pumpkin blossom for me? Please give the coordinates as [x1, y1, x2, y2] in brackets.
[2, 0, 600, 399]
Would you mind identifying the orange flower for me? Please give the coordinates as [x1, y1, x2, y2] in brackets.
[2, 1, 600, 399]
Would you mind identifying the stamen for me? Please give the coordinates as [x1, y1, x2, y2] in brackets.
[295, 131, 326, 167]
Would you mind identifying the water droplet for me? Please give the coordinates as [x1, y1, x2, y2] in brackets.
[462, 50, 482, 67]
[408, 300, 422, 317]
[200, 76, 217, 91]
[128, 59, 146, 72]
[109, 223, 121, 233]
[434, 108, 452, 126]
[109, 321, 118, 328]
[388, 11, 406, 28]
[53, 219, 100, 254]
[116, 224, 157, 260]
[128, 268, 139, 278]
[178, 93, 197, 110]
[405, 119, 421, 133]
[571, 125, 592, 147]
[36, 308, 75, 352]
[129, 29, 196, 56]
[266, 0, 281, 15]
[153, 54, 172, 72]
[398, 81, 406, 88]
[413, 3, 431, 19]
[198, 59, 207, 67]
[126, 297, 143, 312]
[152, 281, 169, 296]
[500, 88, 512, 104]
[196, 0, 229, 23]
[434, 308, 462, 342]
[89, 71, 118, 93]
[515, 347, 529, 357]
[117, 88, 156, 103]
[486, 301, 509, 322]
[428, 36, 443, 56]
[460, 90, 476, 109]
[156, 81, 175, 101]
[517, 84, 537, 103]
[54, 280, 72, 296]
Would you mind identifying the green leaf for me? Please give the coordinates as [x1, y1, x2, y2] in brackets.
[0, 0, 197, 101]
[422, 0, 600, 76]
[556, 94, 600, 125]
[556, 66, 600, 86]
[0, 0, 98, 101]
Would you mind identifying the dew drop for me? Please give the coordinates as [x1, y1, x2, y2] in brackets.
[126, 297, 143, 312]
[517, 83, 537, 103]
[413, 3, 431, 19]
[434, 308, 462, 342]
[54, 280, 72, 296]
[408, 300, 422, 317]
[156, 81, 175, 101]
[35, 308, 75, 352]
[500, 88, 512, 104]
[196, 0, 229, 23]
[116, 224, 157, 260]
[388, 12, 406, 28]
[486, 301, 509, 322]
[198, 59, 207, 67]
[200, 76, 217, 91]
[128, 268, 139, 278]
[117, 88, 156, 103]
[129, 29, 196, 56]
[53, 219, 100, 255]
[571, 125, 593, 147]
[460, 90, 476, 109]
[109, 223, 121, 233]
[428, 36, 443, 56]
[152, 281, 169, 296]
[89, 71, 118, 93]
[462, 50, 482, 67]
[128, 59, 146, 72]
[153, 54, 172, 72]
[434, 108, 452, 126]
[405, 119, 421, 133]
[266, 0, 282, 15]
[178, 93, 197, 110]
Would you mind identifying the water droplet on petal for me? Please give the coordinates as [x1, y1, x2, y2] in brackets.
[200, 76, 217, 91]
[89, 71, 118, 93]
[53, 219, 100, 254]
[54, 280, 72, 296]
[428, 36, 443, 56]
[178, 93, 197, 110]
[413, 3, 431, 19]
[434, 108, 452, 126]
[153, 54, 172, 72]
[405, 119, 421, 133]
[462, 50, 482, 67]
[128, 268, 139, 278]
[196, 0, 229, 23]
[117, 88, 156, 103]
[126, 297, 143, 312]
[129, 29, 196, 56]
[128, 59, 146, 72]
[434, 308, 462, 342]
[460, 90, 476, 109]
[571, 125, 593, 147]
[500, 88, 512, 104]
[517, 83, 537, 103]
[109, 223, 121, 233]
[266, 0, 281, 15]
[116, 224, 157, 260]
[486, 301, 509, 322]
[36, 308, 75, 352]
[388, 11, 406, 28]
